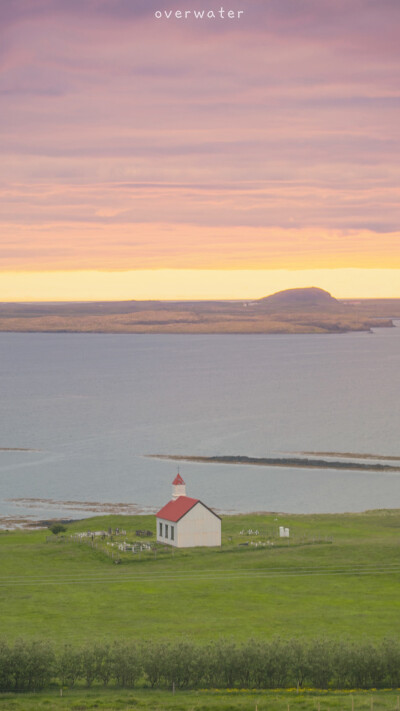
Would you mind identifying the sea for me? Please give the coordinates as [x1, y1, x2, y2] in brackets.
[1, 322, 399, 524]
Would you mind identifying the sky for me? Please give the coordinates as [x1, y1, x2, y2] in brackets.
[1, 0, 400, 300]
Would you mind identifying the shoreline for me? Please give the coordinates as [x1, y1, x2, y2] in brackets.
[2, 506, 400, 531]
[146, 453, 400, 473]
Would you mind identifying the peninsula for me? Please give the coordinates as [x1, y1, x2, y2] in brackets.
[148, 453, 400, 473]
[0, 287, 398, 335]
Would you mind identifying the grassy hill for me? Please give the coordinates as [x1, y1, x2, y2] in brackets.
[1, 510, 400, 644]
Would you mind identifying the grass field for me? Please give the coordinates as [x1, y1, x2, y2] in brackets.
[1, 510, 400, 644]
[1, 688, 400, 711]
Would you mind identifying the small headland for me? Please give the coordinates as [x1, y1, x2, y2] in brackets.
[147, 452, 400, 473]
[0, 287, 398, 334]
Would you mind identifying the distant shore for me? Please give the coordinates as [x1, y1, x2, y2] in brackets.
[147, 453, 400, 473]
[0, 293, 398, 334]
[0, 448, 40, 452]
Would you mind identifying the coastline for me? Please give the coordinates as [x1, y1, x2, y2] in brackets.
[147, 453, 400, 474]
[0, 297, 398, 335]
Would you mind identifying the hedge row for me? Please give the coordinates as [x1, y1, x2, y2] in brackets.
[1, 638, 400, 692]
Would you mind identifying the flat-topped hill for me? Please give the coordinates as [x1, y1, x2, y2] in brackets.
[257, 286, 339, 310]
[0, 289, 397, 334]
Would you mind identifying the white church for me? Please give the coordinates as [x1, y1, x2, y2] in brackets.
[156, 474, 221, 548]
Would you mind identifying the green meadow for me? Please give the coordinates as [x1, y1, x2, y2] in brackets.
[1, 688, 400, 711]
[1, 510, 400, 644]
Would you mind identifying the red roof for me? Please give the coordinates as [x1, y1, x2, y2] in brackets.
[172, 473, 185, 485]
[156, 496, 199, 522]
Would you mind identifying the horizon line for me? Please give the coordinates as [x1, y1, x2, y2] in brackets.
[1, 268, 400, 301]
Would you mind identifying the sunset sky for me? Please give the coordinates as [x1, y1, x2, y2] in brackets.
[1, 0, 399, 300]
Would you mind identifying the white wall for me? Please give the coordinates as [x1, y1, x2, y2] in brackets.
[157, 517, 178, 547]
[156, 503, 221, 548]
[176, 503, 221, 548]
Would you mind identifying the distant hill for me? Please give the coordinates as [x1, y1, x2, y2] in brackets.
[257, 287, 340, 310]
[0, 288, 396, 334]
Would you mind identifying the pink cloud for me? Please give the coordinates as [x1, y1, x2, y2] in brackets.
[0, 1, 399, 271]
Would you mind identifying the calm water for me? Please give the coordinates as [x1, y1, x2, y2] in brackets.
[1, 324, 400, 521]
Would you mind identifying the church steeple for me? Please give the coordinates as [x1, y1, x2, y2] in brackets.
[172, 472, 186, 499]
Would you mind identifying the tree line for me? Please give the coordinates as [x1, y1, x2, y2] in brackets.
[1, 637, 400, 692]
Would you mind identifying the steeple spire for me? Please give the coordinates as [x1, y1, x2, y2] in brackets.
[172, 472, 186, 499]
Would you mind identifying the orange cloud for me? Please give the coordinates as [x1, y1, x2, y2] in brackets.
[0, 222, 399, 271]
